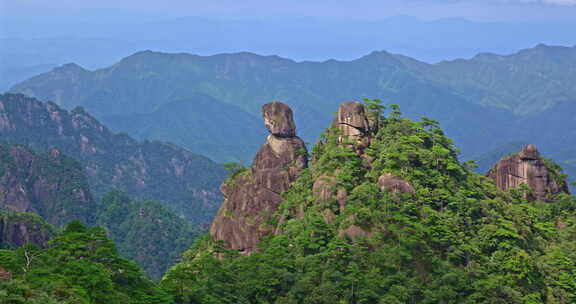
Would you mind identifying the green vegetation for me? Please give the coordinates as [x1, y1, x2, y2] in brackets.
[97, 190, 199, 280]
[162, 103, 576, 303]
[0, 221, 172, 303]
[223, 162, 249, 181]
[0, 211, 56, 249]
[0, 93, 227, 226]
[0, 142, 198, 280]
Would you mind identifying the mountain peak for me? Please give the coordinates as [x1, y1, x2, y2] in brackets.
[54, 62, 88, 73]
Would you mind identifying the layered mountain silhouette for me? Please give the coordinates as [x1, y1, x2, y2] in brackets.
[9, 44, 576, 184]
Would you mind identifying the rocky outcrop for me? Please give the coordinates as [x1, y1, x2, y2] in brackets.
[378, 173, 416, 195]
[335, 102, 371, 142]
[487, 144, 570, 201]
[210, 101, 307, 254]
[0, 93, 225, 224]
[0, 211, 56, 248]
[0, 145, 96, 227]
[339, 224, 369, 242]
[312, 175, 347, 213]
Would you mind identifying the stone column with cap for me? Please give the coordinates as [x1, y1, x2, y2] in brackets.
[210, 101, 308, 254]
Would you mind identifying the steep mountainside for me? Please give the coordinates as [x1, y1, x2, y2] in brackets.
[10, 45, 576, 168]
[162, 101, 576, 303]
[0, 144, 96, 227]
[0, 93, 226, 224]
[0, 143, 197, 279]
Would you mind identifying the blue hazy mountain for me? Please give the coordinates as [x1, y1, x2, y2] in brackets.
[9, 44, 576, 189]
[2, 15, 575, 90]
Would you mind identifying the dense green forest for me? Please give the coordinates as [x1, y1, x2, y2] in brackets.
[96, 191, 199, 280]
[0, 142, 198, 279]
[1, 100, 576, 303]
[0, 221, 172, 303]
[161, 101, 576, 303]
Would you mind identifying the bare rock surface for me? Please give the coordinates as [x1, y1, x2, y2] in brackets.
[210, 101, 308, 254]
[334, 101, 371, 144]
[378, 173, 416, 195]
[0, 267, 11, 281]
[487, 144, 570, 201]
[262, 101, 297, 137]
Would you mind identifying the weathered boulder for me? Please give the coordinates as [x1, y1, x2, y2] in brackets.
[487, 144, 570, 201]
[313, 175, 337, 203]
[334, 101, 371, 143]
[0, 267, 11, 281]
[378, 173, 416, 195]
[339, 225, 368, 242]
[210, 101, 308, 254]
[262, 101, 297, 137]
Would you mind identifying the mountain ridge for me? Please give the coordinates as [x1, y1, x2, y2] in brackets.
[9, 44, 576, 174]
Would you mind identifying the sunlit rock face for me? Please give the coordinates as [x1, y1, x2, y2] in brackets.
[210, 101, 307, 254]
[487, 144, 570, 201]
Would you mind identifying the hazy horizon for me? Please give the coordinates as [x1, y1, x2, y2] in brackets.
[2, 0, 576, 90]
[3, 0, 576, 23]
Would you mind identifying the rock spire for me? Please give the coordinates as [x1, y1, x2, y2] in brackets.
[210, 101, 308, 254]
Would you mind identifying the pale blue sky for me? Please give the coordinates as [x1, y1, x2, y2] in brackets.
[2, 0, 576, 22]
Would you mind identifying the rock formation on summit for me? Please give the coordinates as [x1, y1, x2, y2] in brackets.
[334, 101, 372, 144]
[487, 144, 570, 201]
[210, 101, 308, 254]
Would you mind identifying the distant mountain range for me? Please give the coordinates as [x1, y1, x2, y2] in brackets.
[9, 44, 576, 184]
[2, 15, 575, 75]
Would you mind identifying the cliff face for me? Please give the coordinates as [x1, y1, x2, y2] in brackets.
[210, 101, 308, 254]
[0, 145, 96, 227]
[487, 144, 570, 201]
[0, 93, 226, 223]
